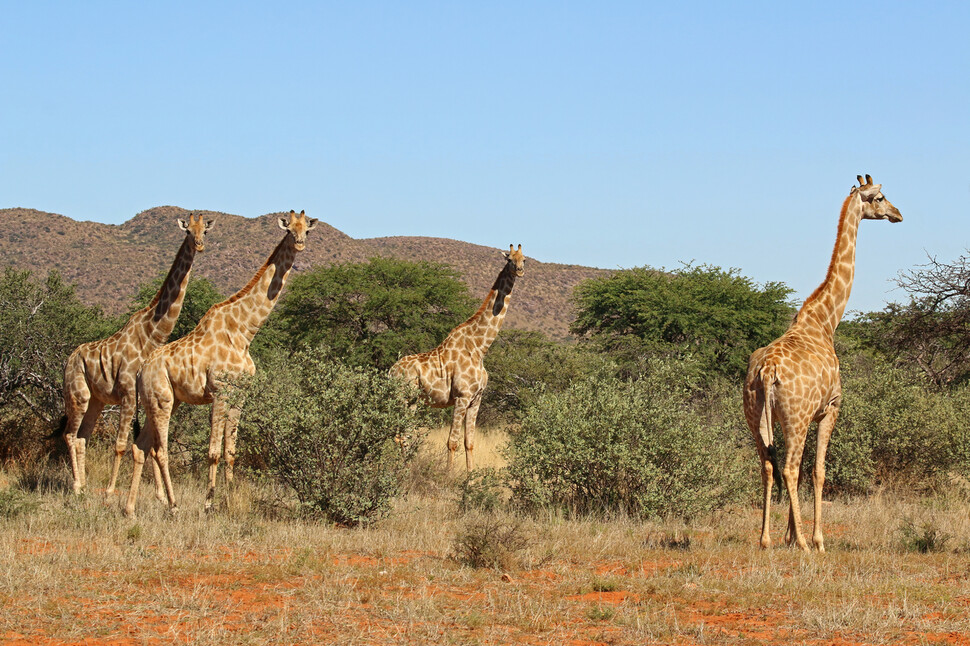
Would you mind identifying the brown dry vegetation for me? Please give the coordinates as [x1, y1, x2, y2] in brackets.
[0, 207, 607, 338]
[3, 430, 970, 645]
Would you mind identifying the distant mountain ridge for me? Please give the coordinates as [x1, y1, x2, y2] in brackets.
[0, 206, 609, 338]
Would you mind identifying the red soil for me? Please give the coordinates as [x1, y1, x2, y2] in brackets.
[6, 546, 969, 645]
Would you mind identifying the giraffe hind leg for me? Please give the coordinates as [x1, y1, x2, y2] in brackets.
[781, 418, 811, 552]
[812, 403, 839, 553]
[463, 392, 484, 471]
[74, 400, 105, 494]
[206, 398, 229, 511]
[745, 390, 774, 549]
[106, 393, 136, 495]
[447, 397, 471, 470]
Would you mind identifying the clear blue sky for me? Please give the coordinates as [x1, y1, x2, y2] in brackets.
[2, 1, 968, 313]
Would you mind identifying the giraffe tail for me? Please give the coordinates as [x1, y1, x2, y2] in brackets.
[760, 365, 784, 500]
[132, 378, 142, 442]
[47, 414, 69, 440]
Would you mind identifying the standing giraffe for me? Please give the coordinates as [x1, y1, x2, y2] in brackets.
[390, 244, 525, 470]
[62, 213, 213, 495]
[124, 210, 316, 516]
[743, 175, 902, 552]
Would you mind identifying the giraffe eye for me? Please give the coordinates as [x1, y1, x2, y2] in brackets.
[875, 197, 884, 202]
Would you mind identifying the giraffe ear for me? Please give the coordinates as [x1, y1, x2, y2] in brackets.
[205, 219, 215, 231]
[278, 217, 289, 230]
[177, 219, 189, 231]
[501, 250, 510, 260]
[306, 217, 318, 231]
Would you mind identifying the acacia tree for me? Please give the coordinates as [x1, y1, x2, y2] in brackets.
[864, 252, 970, 387]
[0, 268, 113, 462]
[262, 257, 477, 369]
[570, 263, 793, 380]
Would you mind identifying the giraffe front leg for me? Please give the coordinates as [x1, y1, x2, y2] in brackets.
[813, 403, 839, 553]
[447, 398, 471, 470]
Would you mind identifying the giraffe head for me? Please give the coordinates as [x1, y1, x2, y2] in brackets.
[177, 213, 214, 252]
[503, 244, 525, 277]
[853, 175, 902, 223]
[277, 209, 318, 251]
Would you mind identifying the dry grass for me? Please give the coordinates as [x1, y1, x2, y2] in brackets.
[2, 431, 970, 645]
[421, 425, 510, 470]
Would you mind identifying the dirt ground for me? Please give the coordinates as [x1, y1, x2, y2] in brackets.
[3, 431, 970, 645]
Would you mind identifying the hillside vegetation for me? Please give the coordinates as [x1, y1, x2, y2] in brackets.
[0, 207, 605, 338]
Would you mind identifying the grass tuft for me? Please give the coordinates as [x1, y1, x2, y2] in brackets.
[450, 512, 531, 570]
[898, 516, 951, 553]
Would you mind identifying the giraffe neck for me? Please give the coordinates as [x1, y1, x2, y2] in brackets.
[217, 233, 298, 344]
[794, 193, 862, 339]
[454, 261, 518, 355]
[147, 235, 197, 343]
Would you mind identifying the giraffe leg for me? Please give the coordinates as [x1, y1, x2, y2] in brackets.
[126, 390, 177, 517]
[812, 403, 839, 553]
[150, 403, 179, 515]
[744, 385, 773, 549]
[63, 383, 91, 495]
[73, 400, 104, 494]
[206, 397, 229, 510]
[781, 420, 810, 552]
[106, 393, 136, 495]
[463, 392, 484, 471]
[125, 415, 152, 518]
[223, 405, 241, 486]
[447, 397, 471, 470]
[150, 400, 177, 502]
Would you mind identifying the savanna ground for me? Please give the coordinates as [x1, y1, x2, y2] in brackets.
[3, 428, 970, 646]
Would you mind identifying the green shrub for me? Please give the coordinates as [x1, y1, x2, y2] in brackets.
[814, 355, 970, 495]
[0, 268, 114, 465]
[457, 468, 506, 514]
[504, 358, 749, 520]
[481, 329, 607, 425]
[233, 346, 427, 526]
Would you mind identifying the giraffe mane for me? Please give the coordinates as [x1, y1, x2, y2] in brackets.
[218, 234, 290, 308]
[797, 192, 854, 316]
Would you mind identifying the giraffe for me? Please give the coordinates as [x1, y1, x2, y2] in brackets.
[62, 213, 213, 495]
[124, 210, 316, 517]
[390, 244, 525, 470]
[743, 175, 902, 552]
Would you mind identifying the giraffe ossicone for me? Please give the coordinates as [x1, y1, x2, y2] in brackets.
[62, 213, 213, 496]
[124, 210, 316, 517]
[390, 244, 525, 470]
[743, 176, 901, 552]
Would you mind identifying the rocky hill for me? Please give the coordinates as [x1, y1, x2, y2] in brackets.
[0, 207, 609, 338]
